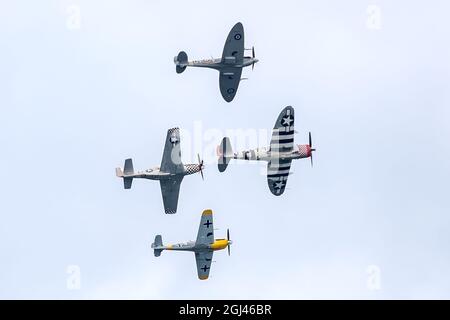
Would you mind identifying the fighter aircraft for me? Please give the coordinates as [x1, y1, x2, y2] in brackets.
[116, 127, 204, 214]
[174, 22, 258, 102]
[217, 106, 316, 196]
[151, 209, 232, 280]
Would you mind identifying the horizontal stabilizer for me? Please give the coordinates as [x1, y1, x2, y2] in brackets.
[218, 137, 233, 173]
[124, 158, 134, 175]
[175, 51, 188, 73]
[117, 158, 134, 189]
[123, 177, 133, 189]
[152, 235, 164, 257]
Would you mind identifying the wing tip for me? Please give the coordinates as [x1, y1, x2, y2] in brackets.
[233, 22, 243, 29]
[282, 105, 294, 113]
[168, 127, 180, 133]
[202, 209, 213, 216]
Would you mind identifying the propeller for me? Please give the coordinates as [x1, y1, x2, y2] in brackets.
[309, 132, 316, 167]
[252, 46, 256, 70]
[197, 154, 204, 180]
[227, 228, 231, 256]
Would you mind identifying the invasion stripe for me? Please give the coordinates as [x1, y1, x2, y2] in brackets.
[267, 172, 290, 178]
[275, 138, 294, 144]
[272, 130, 294, 136]
[267, 169, 291, 175]
[271, 134, 294, 141]
[271, 143, 294, 150]
[269, 162, 292, 169]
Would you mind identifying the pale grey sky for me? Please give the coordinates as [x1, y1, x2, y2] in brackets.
[1, 0, 450, 299]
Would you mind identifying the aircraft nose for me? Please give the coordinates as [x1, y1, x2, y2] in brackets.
[228, 240, 233, 245]
[254, 59, 259, 63]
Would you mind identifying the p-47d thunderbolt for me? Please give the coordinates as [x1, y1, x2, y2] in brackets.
[116, 127, 204, 214]
[174, 22, 258, 102]
[217, 106, 316, 196]
[151, 209, 232, 280]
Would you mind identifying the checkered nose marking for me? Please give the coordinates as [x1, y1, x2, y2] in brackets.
[297, 144, 311, 158]
[185, 164, 200, 175]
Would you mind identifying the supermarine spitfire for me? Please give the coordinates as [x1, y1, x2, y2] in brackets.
[174, 22, 258, 102]
[151, 209, 232, 280]
[116, 127, 204, 214]
[217, 106, 316, 196]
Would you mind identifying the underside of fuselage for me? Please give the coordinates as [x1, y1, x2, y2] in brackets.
[160, 239, 229, 252]
[127, 163, 200, 181]
[188, 57, 256, 70]
[232, 149, 304, 162]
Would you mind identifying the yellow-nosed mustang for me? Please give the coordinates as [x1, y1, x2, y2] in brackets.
[217, 106, 316, 196]
[151, 209, 231, 280]
[173, 22, 258, 102]
[115, 128, 204, 214]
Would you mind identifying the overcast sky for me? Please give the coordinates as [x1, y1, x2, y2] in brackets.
[1, 0, 450, 299]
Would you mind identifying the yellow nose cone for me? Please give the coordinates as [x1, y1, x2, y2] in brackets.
[210, 239, 228, 251]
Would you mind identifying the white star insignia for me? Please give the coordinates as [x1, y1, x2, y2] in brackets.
[170, 136, 179, 144]
[282, 115, 293, 126]
[274, 181, 285, 190]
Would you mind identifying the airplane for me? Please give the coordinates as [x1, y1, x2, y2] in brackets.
[217, 106, 316, 196]
[115, 127, 204, 214]
[151, 209, 232, 280]
[174, 22, 258, 102]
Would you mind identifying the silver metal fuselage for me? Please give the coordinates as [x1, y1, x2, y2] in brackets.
[187, 56, 258, 71]
[155, 240, 232, 253]
[123, 164, 200, 181]
[230, 145, 312, 162]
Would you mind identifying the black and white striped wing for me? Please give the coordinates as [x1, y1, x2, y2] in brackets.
[267, 159, 292, 196]
[270, 106, 295, 153]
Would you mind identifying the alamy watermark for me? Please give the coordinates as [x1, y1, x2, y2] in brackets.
[66, 265, 81, 290]
[366, 5, 382, 30]
[66, 5, 81, 30]
[366, 264, 382, 291]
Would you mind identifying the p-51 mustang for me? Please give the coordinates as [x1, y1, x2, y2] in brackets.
[151, 209, 232, 280]
[217, 106, 316, 196]
[174, 22, 258, 102]
[116, 127, 204, 214]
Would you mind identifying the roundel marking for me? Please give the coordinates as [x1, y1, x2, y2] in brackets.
[234, 33, 242, 40]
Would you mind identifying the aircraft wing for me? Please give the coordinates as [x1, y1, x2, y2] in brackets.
[159, 177, 183, 214]
[219, 68, 242, 102]
[267, 159, 292, 196]
[221, 22, 244, 65]
[195, 251, 213, 280]
[270, 106, 295, 153]
[160, 127, 184, 174]
[196, 209, 214, 245]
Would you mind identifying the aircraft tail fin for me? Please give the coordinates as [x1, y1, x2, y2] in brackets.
[218, 137, 233, 173]
[115, 167, 124, 177]
[151, 235, 164, 257]
[174, 51, 188, 73]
